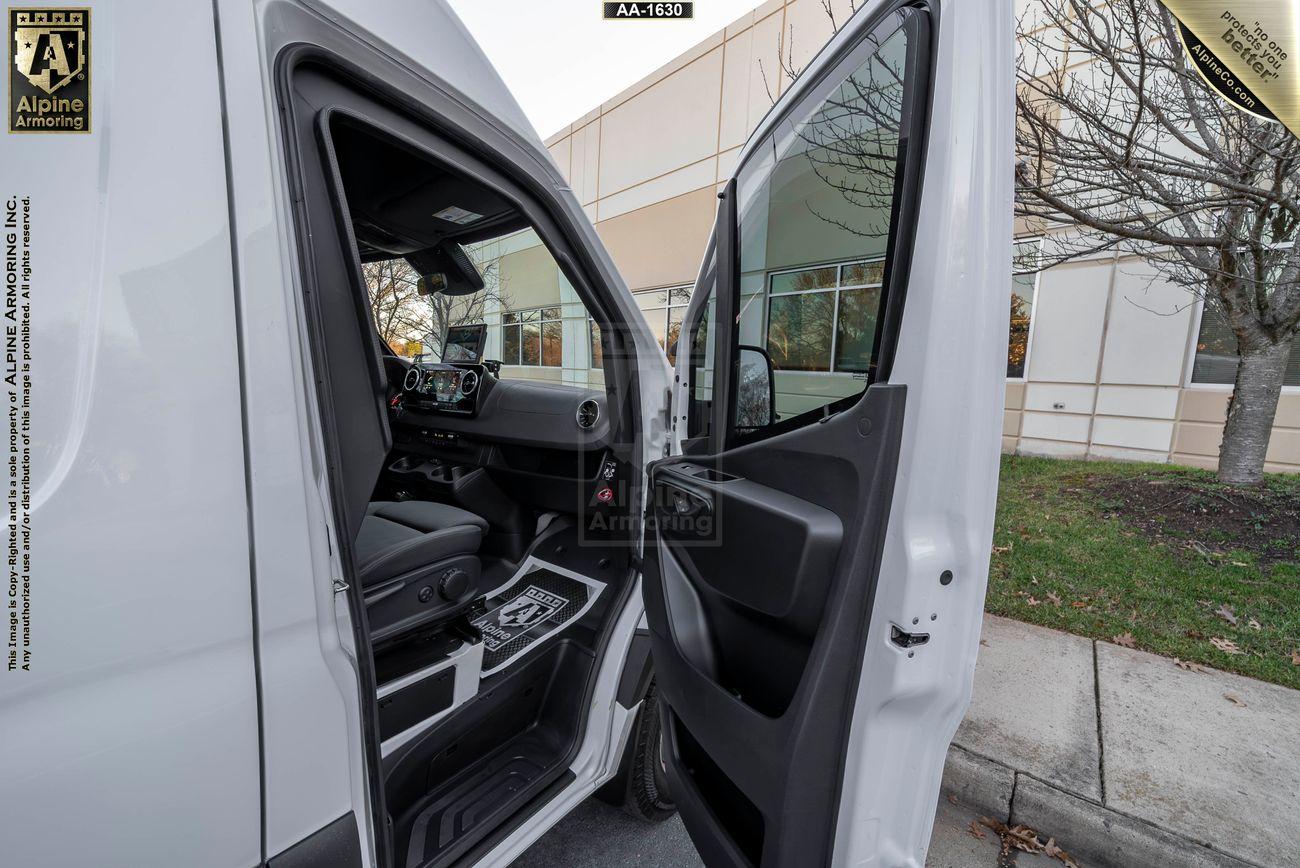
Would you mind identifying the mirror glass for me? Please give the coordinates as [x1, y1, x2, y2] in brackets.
[735, 346, 774, 429]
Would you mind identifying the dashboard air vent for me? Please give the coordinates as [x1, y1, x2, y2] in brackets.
[576, 399, 600, 430]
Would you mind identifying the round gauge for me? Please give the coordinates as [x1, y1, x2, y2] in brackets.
[403, 367, 422, 391]
[459, 370, 479, 396]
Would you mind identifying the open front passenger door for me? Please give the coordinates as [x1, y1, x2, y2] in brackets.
[641, 1, 1012, 865]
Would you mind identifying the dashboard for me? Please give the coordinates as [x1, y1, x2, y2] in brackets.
[393, 362, 609, 451]
[401, 363, 484, 415]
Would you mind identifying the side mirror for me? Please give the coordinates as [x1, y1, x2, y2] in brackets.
[735, 345, 776, 430]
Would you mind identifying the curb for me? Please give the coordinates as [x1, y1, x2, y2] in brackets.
[940, 745, 1015, 820]
[1009, 775, 1259, 868]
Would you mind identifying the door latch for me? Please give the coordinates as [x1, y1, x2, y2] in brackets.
[332, 578, 350, 594]
[890, 624, 930, 649]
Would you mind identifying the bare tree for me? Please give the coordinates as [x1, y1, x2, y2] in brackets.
[362, 253, 510, 359]
[364, 258, 426, 354]
[1016, 0, 1300, 485]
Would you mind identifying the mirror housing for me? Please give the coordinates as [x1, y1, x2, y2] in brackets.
[735, 345, 776, 430]
[407, 241, 485, 297]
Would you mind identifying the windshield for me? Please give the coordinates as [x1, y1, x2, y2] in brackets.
[364, 228, 605, 390]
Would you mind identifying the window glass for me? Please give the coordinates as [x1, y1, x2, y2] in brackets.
[686, 260, 717, 440]
[666, 307, 685, 366]
[835, 287, 882, 372]
[589, 320, 603, 369]
[633, 285, 693, 363]
[520, 321, 541, 365]
[363, 227, 600, 386]
[1192, 305, 1300, 386]
[503, 323, 521, 364]
[770, 266, 837, 294]
[767, 292, 835, 371]
[1008, 240, 1039, 379]
[735, 20, 911, 428]
[541, 320, 563, 367]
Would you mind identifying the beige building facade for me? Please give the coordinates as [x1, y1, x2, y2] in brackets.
[490, 0, 1300, 472]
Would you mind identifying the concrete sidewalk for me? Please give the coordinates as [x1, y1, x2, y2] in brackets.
[516, 614, 1300, 867]
[950, 614, 1300, 868]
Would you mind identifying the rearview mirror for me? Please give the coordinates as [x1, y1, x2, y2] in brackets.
[735, 345, 776, 430]
[408, 241, 485, 297]
[416, 273, 448, 296]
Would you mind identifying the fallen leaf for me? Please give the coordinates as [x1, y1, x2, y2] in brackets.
[1112, 632, 1136, 648]
[1210, 637, 1245, 655]
[979, 639, 990, 647]
[1174, 658, 1208, 673]
[1005, 824, 1045, 853]
[967, 820, 986, 840]
[1224, 692, 1247, 708]
[1247, 618, 1262, 631]
[1043, 838, 1081, 867]
[1027, 596, 1041, 607]
[1070, 600, 1088, 609]
[1231, 561, 1248, 567]
[1291, 651, 1300, 666]
[1047, 591, 1062, 607]
[1214, 604, 1238, 626]
[946, 793, 959, 806]
[992, 544, 1013, 555]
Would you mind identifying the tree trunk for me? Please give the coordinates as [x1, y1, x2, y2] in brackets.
[1217, 334, 1293, 485]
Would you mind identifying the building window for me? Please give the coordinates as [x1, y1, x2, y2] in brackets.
[1191, 303, 1300, 386]
[634, 286, 692, 365]
[500, 306, 563, 367]
[1008, 239, 1041, 379]
[764, 260, 885, 374]
[589, 319, 603, 369]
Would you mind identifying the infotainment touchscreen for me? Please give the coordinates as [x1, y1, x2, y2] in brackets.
[442, 324, 487, 363]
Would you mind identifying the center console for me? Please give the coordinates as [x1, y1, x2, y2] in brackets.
[400, 362, 489, 416]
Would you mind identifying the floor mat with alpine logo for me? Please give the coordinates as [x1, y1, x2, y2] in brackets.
[470, 557, 605, 676]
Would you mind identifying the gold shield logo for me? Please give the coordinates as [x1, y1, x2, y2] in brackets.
[13, 9, 85, 94]
[8, 8, 90, 132]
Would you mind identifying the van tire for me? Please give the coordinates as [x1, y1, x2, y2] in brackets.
[623, 683, 677, 822]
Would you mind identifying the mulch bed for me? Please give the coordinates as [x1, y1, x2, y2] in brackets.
[1084, 472, 1300, 566]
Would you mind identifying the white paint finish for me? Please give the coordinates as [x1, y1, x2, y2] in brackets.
[1098, 642, 1300, 867]
[1023, 382, 1096, 414]
[1025, 261, 1110, 383]
[0, 2, 261, 865]
[828, 0, 1014, 864]
[597, 158, 717, 221]
[1020, 410, 1092, 443]
[1099, 261, 1195, 386]
[1017, 438, 1089, 459]
[597, 48, 725, 196]
[1095, 384, 1180, 419]
[1090, 417, 1175, 453]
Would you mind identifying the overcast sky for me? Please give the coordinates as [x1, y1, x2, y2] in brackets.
[447, 0, 760, 139]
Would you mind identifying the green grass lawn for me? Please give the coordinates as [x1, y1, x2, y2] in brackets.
[988, 455, 1300, 689]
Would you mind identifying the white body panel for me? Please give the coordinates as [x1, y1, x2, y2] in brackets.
[830, 1, 1013, 865]
[0, 3, 261, 866]
[0, 0, 1004, 863]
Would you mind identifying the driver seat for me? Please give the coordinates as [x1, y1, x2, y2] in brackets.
[356, 501, 487, 642]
